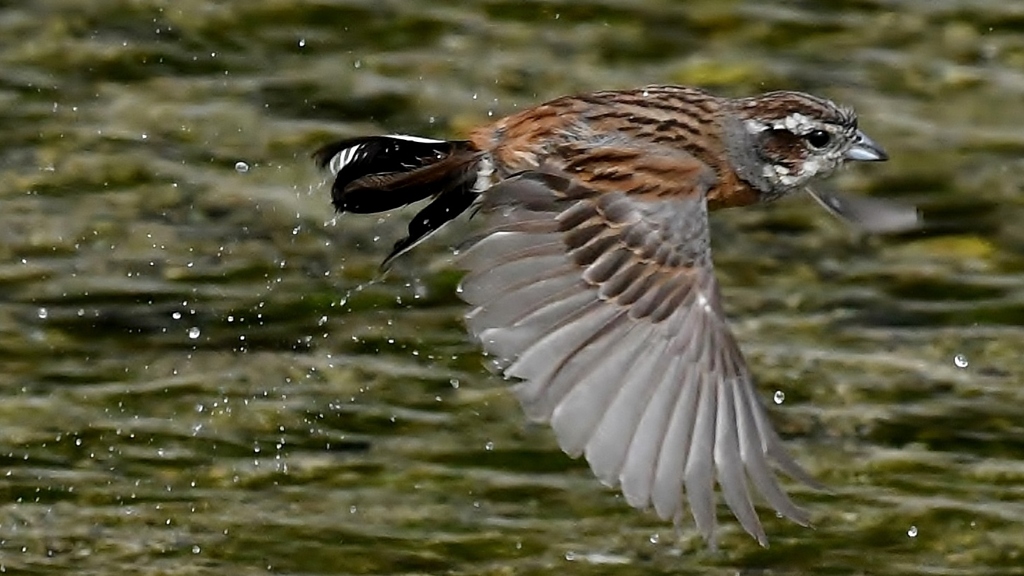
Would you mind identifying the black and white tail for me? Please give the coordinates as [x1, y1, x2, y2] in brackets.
[313, 134, 487, 267]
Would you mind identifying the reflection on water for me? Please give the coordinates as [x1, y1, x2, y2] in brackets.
[1, 0, 1024, 573]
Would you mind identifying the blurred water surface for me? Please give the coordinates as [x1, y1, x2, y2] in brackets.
[2, 1, 1024, 574]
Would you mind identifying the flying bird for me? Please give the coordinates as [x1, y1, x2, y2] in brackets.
[313, 85, 916, 547]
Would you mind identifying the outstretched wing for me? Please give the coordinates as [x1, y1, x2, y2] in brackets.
[456, 168, 819, 547]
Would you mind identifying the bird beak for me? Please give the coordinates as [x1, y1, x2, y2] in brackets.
[845, 130, 889, 162]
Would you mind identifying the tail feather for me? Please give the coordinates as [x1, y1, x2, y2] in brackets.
[383, 184, 479, 268]
[314, 134, 486, 266]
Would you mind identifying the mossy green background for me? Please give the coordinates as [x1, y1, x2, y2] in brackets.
[1, 1, 1024, 574]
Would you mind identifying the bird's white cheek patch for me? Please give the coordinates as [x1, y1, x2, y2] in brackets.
[801, 157, 822, 177]
[764, 163, 802, 187]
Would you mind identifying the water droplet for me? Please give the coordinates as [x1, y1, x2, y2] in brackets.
[171, 311, 181, 320]
[449, 378, 460, 389]
[234, 161, 249, 173]
[953, 354, 969, 368]
[484, 441, 494, 451]
[298, 38, 306, 47]
[188, 327, 201, 339]
[565, 551, 576, 561]
[37, 307, 48, 319]
[649, 533, 660, 544]
[907, 525, 918, 538]
[773, 390, 785, 404]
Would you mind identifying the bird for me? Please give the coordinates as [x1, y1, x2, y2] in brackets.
[313, 85, 916, 548]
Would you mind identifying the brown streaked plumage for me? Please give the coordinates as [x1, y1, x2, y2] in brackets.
[313, 85, 917, 547]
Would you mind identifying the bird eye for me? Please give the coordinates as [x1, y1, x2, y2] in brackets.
[805, 130, 831, 148]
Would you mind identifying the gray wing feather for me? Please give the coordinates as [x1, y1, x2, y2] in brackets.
[652, 362, 700, 522]
[456, 169, 818, 546]
[684, 368, 718, 544]
[585, 335, 672, 486]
